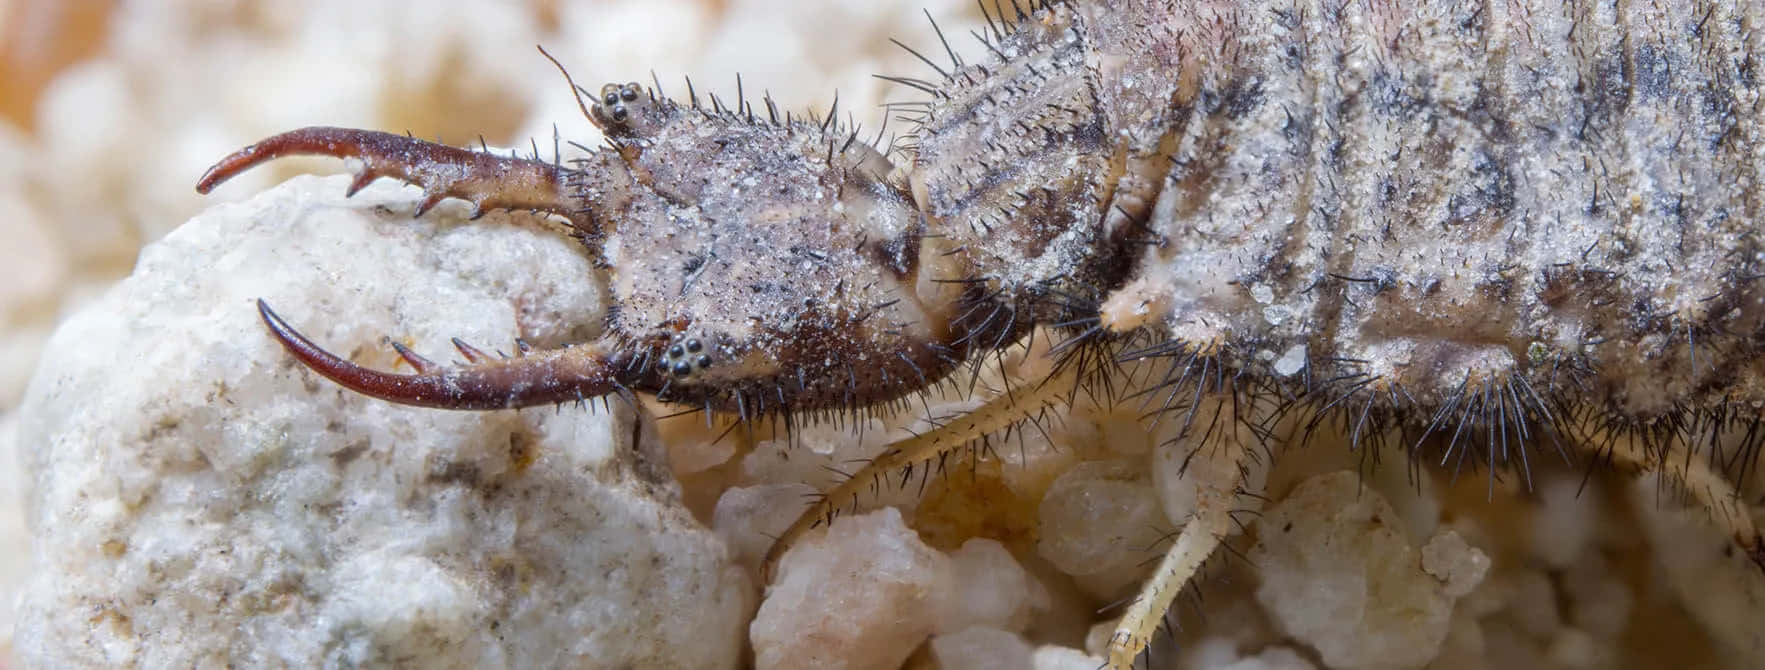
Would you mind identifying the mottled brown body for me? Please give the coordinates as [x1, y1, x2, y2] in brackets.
[888, 0, 1765, 499]
[196, 1, 1765, 667]
[1086, 0, 1765, 431]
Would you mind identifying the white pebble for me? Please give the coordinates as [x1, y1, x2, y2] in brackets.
[1036, 460, 1162, 578]
[930, 627, 1034, 670]
[1421, 530, 1491, 599]
[1031, 644, 1106, 670]
[1251, 471, 1462, 669]
[752, 507, 952, 670]
[1530, 474, 1596, 568]
[1545, 628, 1599, 670]
[1183, 636, 1246, 668]
[1218, 646, 1317, 670]
[994, 403, 1113, 500]
[738, 420, 924, 515]
[940, 538, 1048, 633]
[712, 483, 818, 572]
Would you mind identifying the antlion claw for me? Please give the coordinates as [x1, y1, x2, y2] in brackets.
[257, 299, 628, 410]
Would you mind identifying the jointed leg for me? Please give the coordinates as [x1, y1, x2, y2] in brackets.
[1108, 509, 1228, 665]
[761, 347, 1087, 579]
[1579, 417, 1765, 572]
[1106, 393, 1271, 668]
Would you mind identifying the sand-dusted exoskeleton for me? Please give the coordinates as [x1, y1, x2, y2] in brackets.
[198, 0, 1765, 666]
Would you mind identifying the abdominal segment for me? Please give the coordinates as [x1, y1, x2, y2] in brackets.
[1111, 0, 1763, 448]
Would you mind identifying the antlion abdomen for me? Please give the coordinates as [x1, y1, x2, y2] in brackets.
[1112, 0, 1764, 428]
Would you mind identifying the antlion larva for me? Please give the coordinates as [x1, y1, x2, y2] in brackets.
[195, 0, 1764, 667]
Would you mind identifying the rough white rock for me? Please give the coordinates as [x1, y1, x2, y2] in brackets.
[741, 416, 895, 481]
[1420, 531, 1490, 599]
[1083, 620, 1115, 659]
[0, 412, 28, 654]
[938, 538, 1048, 634]
[1217, 646, 1318, 670]
[12, 176, 749, 668]
[735, 417, 929, 520]
[751, 507, 952, 670]
[1176, 636, 1316, 670]
[712, 483, 818, 575]
[1182, 636, 1248, 669]
[1036, 459, 1163, 579]
[1251, 471, 1479, 670]
[1359, 443, 1441, 544]
[993, 401, 1114, 500]
[1031, 644, 1106, 670]
[929, 627, 1034, 670]
[1544, 628, 1600, 669]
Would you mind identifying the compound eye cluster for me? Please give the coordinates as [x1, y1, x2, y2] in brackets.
[592, 82, 645, 126]
[660, 337, 713, 380]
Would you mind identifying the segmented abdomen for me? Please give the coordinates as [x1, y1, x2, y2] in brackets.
[1109, 0, 1763, 436]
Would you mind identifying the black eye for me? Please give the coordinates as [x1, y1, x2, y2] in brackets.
[611, 105, 628, 122]
[672, 361, 693, 377]
[685, 339, 702, 353]
[602, 91, 620, 106]
[621, 87, 639, 102]
[696, 355, 711, 369]
[669, 344, 685, 358]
